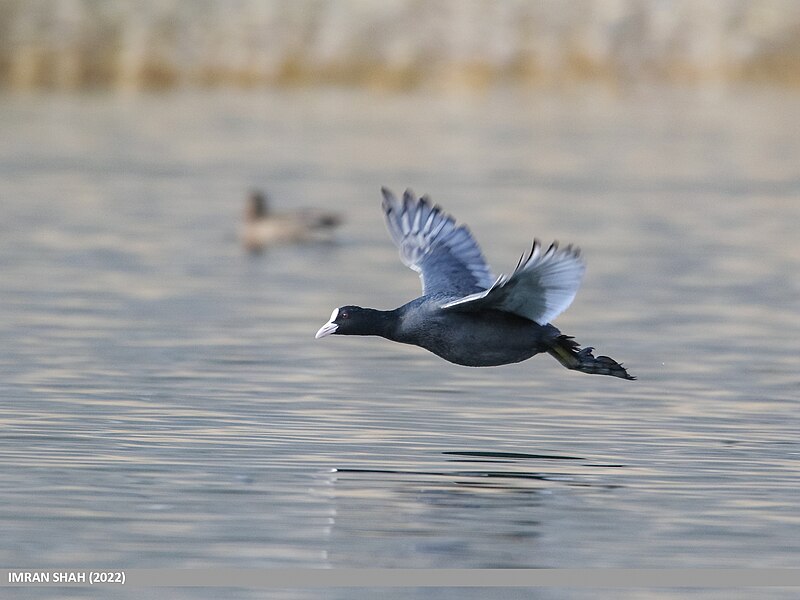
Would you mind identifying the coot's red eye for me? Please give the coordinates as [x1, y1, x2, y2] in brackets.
[340, 311, 349, 319]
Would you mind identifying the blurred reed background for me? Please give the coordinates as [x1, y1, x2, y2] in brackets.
[2, 0, 800, 92]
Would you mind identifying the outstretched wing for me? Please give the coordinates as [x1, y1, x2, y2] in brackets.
[441, 240, 585, 325]
[382, 187, 494, 297]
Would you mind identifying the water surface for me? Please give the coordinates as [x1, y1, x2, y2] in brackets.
[0, 87, 798, 597]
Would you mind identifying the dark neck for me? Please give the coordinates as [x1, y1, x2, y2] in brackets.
[356, 308, 400, 341]
[248, 192, 268, 218]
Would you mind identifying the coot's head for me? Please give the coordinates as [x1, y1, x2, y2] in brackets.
[315, 306, 377, 338]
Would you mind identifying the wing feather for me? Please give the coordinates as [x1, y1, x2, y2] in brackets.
[441, 240, 585, 324]
[381, 187, 494, 297]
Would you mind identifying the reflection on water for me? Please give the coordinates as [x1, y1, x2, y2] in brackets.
[0, 87, 799, 595]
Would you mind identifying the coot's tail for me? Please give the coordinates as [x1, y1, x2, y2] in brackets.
[547, 335, 635, 380]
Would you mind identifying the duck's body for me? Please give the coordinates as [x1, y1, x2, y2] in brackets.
[242, 190, 341, 251]
[316, 188, 634, 380]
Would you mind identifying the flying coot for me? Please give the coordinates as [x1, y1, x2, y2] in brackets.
[315, 188, 634, 380]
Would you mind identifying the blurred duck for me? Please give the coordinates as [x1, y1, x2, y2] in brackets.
[241, 189, 342, 251]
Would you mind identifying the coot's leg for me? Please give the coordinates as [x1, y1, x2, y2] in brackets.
[547, 335, 635, 380]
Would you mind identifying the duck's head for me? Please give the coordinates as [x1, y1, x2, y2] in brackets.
[247, 190, 269, 220]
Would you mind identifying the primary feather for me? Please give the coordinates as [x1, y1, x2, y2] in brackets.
[382, 188, 494, 297]
[440, 239, 585, 325]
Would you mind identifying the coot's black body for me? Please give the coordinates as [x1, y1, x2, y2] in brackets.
[316, 188, 634, 380]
